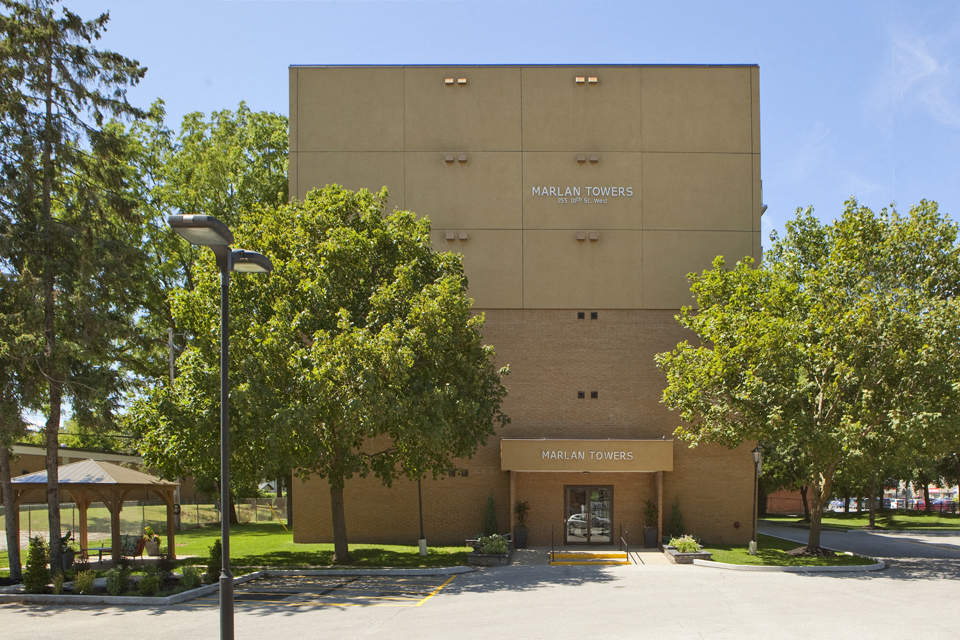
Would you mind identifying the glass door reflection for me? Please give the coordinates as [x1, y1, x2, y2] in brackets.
[564, 486, 613, 544]
[565, 487, 588, 543]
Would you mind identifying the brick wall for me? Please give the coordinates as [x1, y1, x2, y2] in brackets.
[293, 309, 755, 546]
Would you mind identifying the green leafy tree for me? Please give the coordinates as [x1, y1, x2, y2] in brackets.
[125, 102, 289, 389]
[136, 185, 509, 563]
[0, 0, 147, 573]
[657, 199, 960, 551]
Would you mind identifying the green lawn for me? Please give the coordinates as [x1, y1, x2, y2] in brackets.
[2, 522, 469, 576]
[703, 533, 875, 567]
[761, 510, 960, 531]
[173, 522, 468, 569]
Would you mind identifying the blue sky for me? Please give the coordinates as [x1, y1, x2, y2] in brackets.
[66, 0, 960, 246]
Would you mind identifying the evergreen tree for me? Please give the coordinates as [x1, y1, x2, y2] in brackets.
[0, 0, 146, 574]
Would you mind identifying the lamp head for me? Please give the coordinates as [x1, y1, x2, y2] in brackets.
[167, 215, 234, 246]
[231, 249, 273, 273]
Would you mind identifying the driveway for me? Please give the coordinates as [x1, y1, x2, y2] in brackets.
[4, 526, 960, 640]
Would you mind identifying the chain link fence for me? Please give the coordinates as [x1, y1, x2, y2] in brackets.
[0, 498, 288, 552]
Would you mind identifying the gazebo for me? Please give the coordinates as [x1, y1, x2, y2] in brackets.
[9, 459, 180, 561]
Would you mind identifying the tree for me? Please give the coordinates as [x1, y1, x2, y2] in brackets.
[0, 0, 146, 573]
[657, 199, 960, 551]
[136, 185, 509, 562]
[0, 271, 43, 581]
[125, 102, 289, 389]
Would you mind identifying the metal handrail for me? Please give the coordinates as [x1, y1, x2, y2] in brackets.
[550, 524, 555, 564]
[619, 524, 629, 555]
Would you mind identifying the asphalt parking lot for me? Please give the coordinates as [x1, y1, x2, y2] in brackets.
[179, 574, 456, 609]
[4, 529, 960, 640]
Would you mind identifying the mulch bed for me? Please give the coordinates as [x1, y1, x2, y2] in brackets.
[785, 546, 836, 557]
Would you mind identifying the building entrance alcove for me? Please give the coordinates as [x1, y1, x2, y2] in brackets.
[564, 485, 612, 545]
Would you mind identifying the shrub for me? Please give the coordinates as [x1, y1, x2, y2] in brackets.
[478, 534, 509, 555]
[52, 573, 65, 595]
[642, 499, 658, 528]
[74, 570, 95, 595]
[156, 549, 176, 575]
[482, 496, 498, 537]
[204, 539, 222, 585]
[138, 574, 161, 597]
[669, 535, 701, 553]
[668, 498, 685, 538]
[23, 536, 50, 594]
[181, 565, 202, 590]
[514, 500, 530, 529]
[105, 568, 127, 596]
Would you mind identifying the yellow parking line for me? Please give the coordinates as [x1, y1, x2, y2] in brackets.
[414, 575, 456, 607]
[184, 575, 458, 609]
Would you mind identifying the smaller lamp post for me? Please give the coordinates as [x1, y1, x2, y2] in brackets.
[166, 214, 272, 640]
[749, 444, 763, 555]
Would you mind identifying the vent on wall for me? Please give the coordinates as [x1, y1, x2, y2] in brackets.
[578, 391, 585, 399]
[590, 391, 598, 399]
[577, 311, 585, 319]
[590, 312, 598, 320]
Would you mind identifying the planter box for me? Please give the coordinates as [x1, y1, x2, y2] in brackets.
[467, 551, 512, 567]
[663, 545, 713, 565]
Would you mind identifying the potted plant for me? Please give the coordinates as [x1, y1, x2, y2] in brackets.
[664, 534, 713, 564]
[467, 534, 512, 566]
[514, 500, 530, 549]
[143, 526, 161, 557]
[60, 531, 80, 570]
[642, 500, 659, 548]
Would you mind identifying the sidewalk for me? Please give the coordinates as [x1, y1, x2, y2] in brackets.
[510, 546, 672, 566]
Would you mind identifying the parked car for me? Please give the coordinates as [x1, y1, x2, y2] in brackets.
[565, 513, 611, 536]
[931, 499, 957, 513]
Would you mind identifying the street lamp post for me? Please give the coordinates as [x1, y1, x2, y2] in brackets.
[750, 444, 763, 555]
[167, 215, 272, 640]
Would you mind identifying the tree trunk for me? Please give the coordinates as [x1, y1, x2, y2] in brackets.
[868, 476, 877, 528]
[40, 43, 62, 577]
[799, 485, 810, 522]
[229, 499, 239, 524]
[329, 483, 350, 564]
[806, 463, 837, 550]
[923, 484, 931, 513]
[843, 492, 850, 513]
[45, 380, 62, 576]
[0, 446, 22, 581]
[287, 472, 293, 528]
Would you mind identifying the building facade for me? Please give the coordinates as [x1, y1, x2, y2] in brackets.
[289, 65, 762, 546]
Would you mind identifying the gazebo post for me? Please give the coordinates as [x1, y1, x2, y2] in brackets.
[108, 488, 122, 562]
[69, 489, 90, 556]
[160, 489, 177, 560]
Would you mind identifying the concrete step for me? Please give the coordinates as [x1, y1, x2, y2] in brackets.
[550, 551, 631, 566]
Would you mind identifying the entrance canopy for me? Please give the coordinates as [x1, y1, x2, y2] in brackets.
[9, 459, 179, 560]
[500, 438, 674, 472]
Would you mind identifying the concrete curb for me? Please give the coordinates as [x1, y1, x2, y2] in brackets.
[0, 566, 474, 606]
[263, 567, 474, 577]
[692, 558, 885, 572]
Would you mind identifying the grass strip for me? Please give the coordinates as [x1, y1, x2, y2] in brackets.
[702, 533, 875, 567]
[760, 510, 960, 531]
[174, 522, 469, 569]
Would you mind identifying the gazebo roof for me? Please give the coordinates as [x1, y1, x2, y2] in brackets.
[11, 459, 177, 488]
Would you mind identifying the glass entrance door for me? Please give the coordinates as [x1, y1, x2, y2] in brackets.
[564, 486, 613, 544]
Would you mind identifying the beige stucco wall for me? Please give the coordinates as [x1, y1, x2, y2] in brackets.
[290, 64, 762, 310]
[289, 65, 761, 547]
